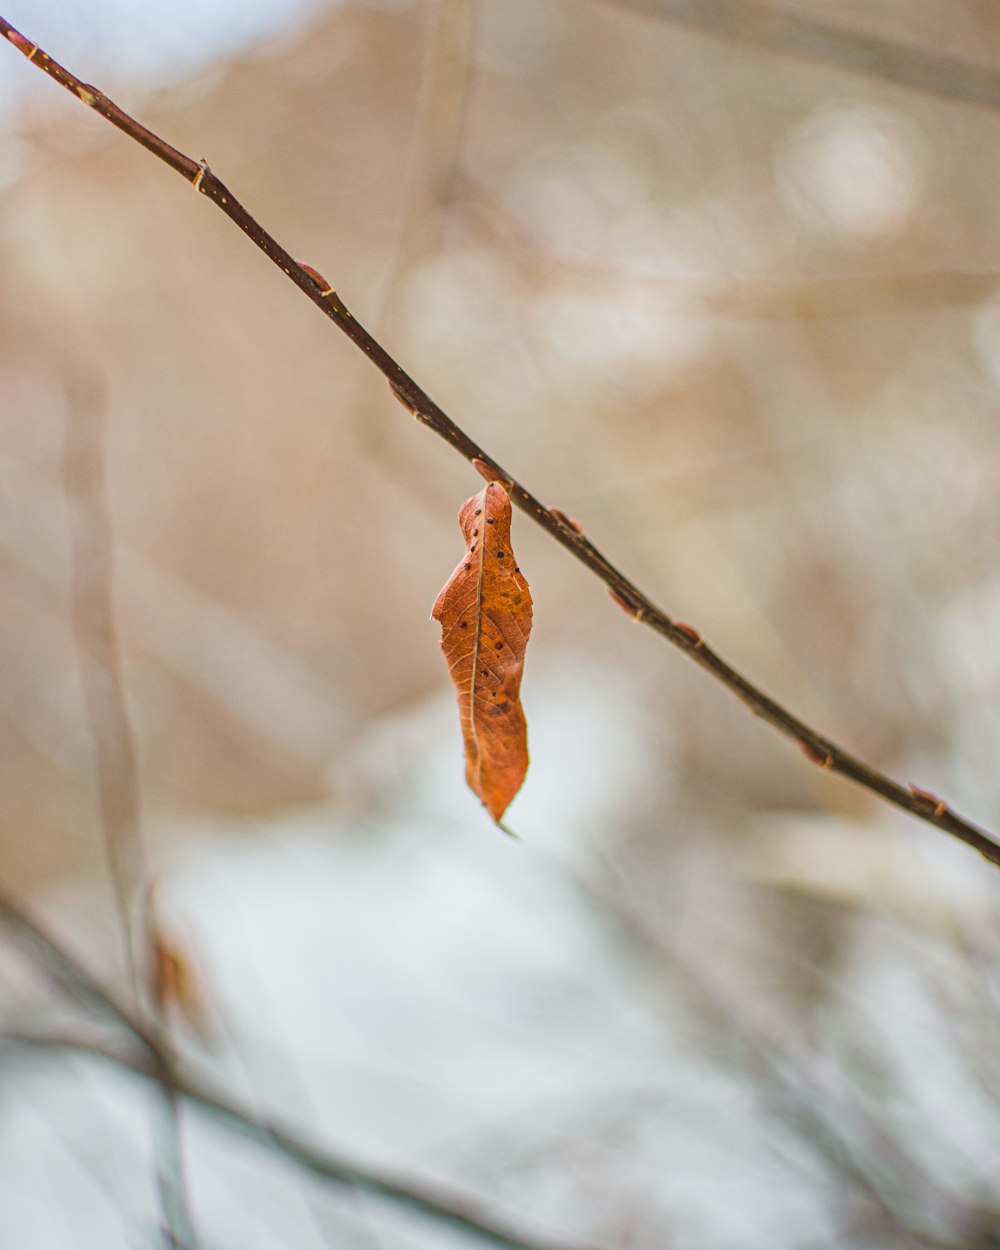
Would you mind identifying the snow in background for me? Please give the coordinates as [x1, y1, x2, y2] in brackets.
[0, 662, 818, 1248]
[3, 658, 1000, 1249]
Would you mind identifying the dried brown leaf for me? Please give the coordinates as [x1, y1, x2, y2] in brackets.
[432, 483, 532, 822]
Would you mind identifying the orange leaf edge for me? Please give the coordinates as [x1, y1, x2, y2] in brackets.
[432, 482, 533, 822]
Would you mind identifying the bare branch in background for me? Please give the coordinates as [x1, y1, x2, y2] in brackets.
[62, 368, 197, 1250]
[0, 865, 981, 1250]
[0, 883, 157, 1050]
[0, 880, 605, 1250]
[1, 16, 997, 867]
[7, 1030, 599, 1250]
[0, 891, 603, 1250]
[404, 0, 479, 247]
[346, 0, 480, 506]
[2, 849, 702, 1250]
[597, 0, 1000, 112]
[461, 183, 1000, 316]
[62, 369, 144, 991]
[561, 858, 963, 1245]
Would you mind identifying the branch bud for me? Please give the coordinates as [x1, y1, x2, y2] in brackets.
[549, 507, 582, 534]
[908, 784, 947, 818]
[298, 262, 333, 295]
[799, 740, 834, 768]
[608, 588, 645, 621]
[472, 458, 513, 490]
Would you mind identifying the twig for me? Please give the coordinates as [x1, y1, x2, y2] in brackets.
[461, 183, 1000, 316]
[597, 0, 1000, 113]
[4, 1027, 601, 1250]
[0, 883, 199, 1245]
[342, 0, 479, 509]
[560, 856, 960, 1244]
[1, 17, 997, 867]
[151, 1083, 197, 1250]
[0, 892, 600, 1250]
[0, 883, 158, 1051]
[62, 367, 198, 1250]
[62, 369, 144, 996]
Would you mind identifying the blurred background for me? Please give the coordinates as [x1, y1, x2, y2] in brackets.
[2, 0, 1000, 1245]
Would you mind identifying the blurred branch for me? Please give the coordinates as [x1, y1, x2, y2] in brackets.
[0, 884, 157, 1050]
[0, 450, 346, 770]
[62, 369, 144, 993]
[677, 270, 1000, 318]
[0, 890, 600, 1250]
[3, 1026, 600, 1250]
[348, 0, 480, 504]
[0, 875, 958, 1248]
[62, 367, 197, 1250]
[410, 0, 479, 226]
[597, 0, 1000, 112]
[2, 16, 998, 868]
[464, 182, 1000, 315]
[561, 858, 961, 1245]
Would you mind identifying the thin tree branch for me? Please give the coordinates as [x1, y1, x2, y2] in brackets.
[1, 17, 997, 866]
[341, 0, 480, 512]
[560, 856, 961, 1244]
[0, 879, 197, 1246]
[0, 883, 158, 1051]
[594, 0, 1000, 113]
[0, 880, 959, 1249]
[63, 368, 144, 996]
[4, 1028, 600, 1250]
[461, 180, 1000, 316]
[63, 366, 198, 1250]
[0, 889, 601, 1250]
